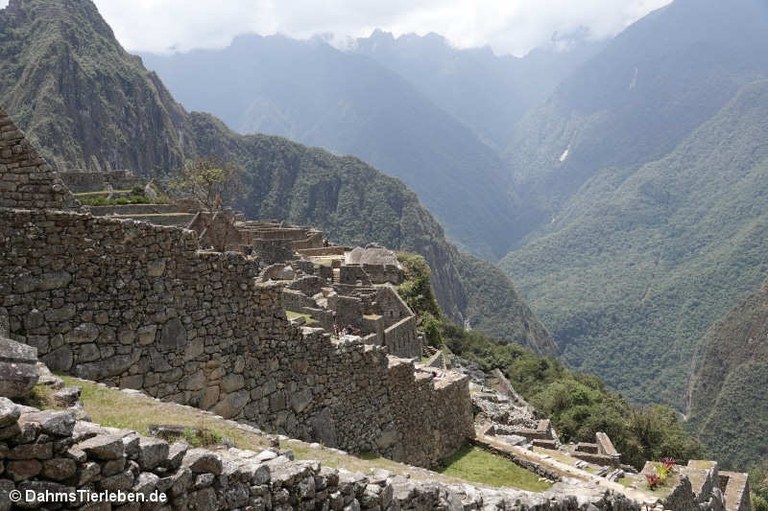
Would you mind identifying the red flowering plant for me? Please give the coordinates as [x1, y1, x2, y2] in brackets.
[646, 458, 676, 490]
[645, 473, 662, 490]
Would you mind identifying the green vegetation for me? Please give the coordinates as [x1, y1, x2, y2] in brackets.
[168, 158, 246, 211]
[78, 195, 153, 206]
[750, 462, 768, 511]
[502, 80, 768, 413]
[686, 282, 768, 470]
[398, 254, 701, 470]
[436, 445, 551, 491]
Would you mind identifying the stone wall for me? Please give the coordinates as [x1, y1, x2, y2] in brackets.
[0, 208, 471, 467]
[0, 111, 79, 211]
[383, 316, 420, 359]
[386, 360, 474, 467]
[56, 169, 139, 193]
[0, 398, 647, 511]
[363, 263, 403, 285]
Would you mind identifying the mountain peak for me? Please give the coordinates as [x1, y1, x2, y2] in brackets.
[3, 0, 115, 39]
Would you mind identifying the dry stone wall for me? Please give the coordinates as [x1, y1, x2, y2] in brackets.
[0, 208, 471, 467]
[0, 398, 646, 511]
[0, 111, 79, 211]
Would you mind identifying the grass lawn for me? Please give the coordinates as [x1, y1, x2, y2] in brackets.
[437, 445, 552, 491]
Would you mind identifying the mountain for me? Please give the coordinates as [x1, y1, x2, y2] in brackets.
[141, 35, 522, 260]
[502, 77, 768, 407]
[351, 30, 603, 152]
[507, 0, 768, 228]
[500, 0, 768, 403]
[0, 0, 555, 355]
[0, 0, 190, 173]
[686, 281, 768, 470]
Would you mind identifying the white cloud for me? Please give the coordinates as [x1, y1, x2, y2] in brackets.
[0, 0, 673, 56]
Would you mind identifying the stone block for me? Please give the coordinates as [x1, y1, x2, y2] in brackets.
[220, 373, 245, 393]
[137, 437, 169, 471]
[0, 398, 20, 428]
[77, 434, 126, 460]
[158, 318, 186, 352]
[41, 457, 77, 481]
[0, 337, 39, 398]
[18, 410, 76, 437]
[182, 449, 222, 475]
[7, 459, 42, 481]
[66, 323, 100, 344]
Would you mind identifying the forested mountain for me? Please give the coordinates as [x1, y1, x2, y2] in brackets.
[687, 281, 768, 469]
[0, 0, 555, 355]
[502, 76, 768, 407]
[141, 35, 523, 260]
[496, 0, 768, 470]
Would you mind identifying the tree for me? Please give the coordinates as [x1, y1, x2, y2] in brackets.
[168, 158, 245, 211]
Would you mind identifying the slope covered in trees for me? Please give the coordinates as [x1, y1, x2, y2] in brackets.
[397, 254, 700, 470]
[502, 79, 768, 407]
[687, 281, 768, 469]
[506, 0, 768, 233]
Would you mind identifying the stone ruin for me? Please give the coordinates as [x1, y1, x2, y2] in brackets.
[266, 246, 421, 359]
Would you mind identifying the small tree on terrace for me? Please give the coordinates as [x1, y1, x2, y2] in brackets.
[168, 158, 245, 211]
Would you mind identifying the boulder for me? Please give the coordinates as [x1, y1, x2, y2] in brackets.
[0, 336, 39, 398]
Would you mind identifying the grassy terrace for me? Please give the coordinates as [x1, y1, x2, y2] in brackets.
[437, 445, 551, 491]
[36, 377, 551, 492]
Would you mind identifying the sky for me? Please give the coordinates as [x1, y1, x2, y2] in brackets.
[0, 0, 673, 56]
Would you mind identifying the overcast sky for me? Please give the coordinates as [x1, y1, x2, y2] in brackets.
[1, 0, 673, 56]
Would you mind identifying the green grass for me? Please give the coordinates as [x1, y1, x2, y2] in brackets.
[437, 445, 552, 491]
[78, 195, 166, 206]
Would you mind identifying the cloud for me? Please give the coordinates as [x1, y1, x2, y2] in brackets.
[0, 0, 673, 56]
